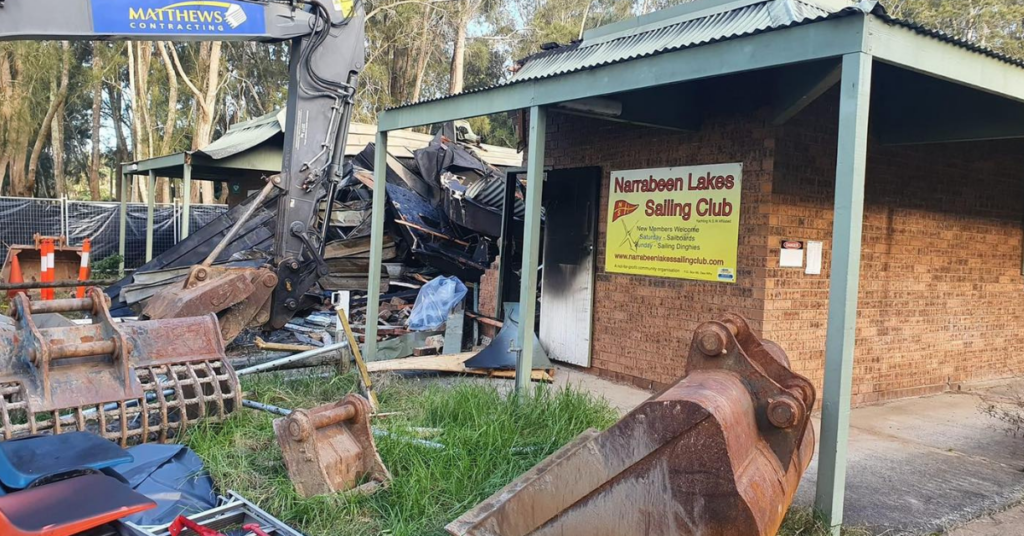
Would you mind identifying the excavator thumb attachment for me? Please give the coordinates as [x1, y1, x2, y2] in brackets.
[447, 314, 815, 536]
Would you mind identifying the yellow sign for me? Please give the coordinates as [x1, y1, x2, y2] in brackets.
[605, 164, 743, 283]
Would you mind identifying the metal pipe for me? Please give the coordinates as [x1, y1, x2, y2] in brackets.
[236, 341, 348, 376]
[0, 280, 117, 291]
[311, 403, 357, 429]
[203, 179, 277, 267]
[50, 340, 116, 360]
[243, 399, 293, 416]
[29, 297, 96, 314]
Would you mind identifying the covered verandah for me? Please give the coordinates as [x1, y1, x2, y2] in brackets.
[366, 1, 1024, 531]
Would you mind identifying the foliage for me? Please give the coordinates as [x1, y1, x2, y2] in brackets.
[183, 372, 617, 536]
[1, 1, 1022, 201]
[90, 254, 123, 280]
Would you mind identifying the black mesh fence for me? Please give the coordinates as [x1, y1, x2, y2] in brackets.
[0, 197, 228, 271]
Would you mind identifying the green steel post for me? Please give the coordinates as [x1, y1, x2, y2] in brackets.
[118, 173, 128, 277]
[181, 161, 192, 238]
[364, 131, 389, 361]
[815, 51, 873, 534]
[516, 106, 547, 393]
[146, 171, 156, 262]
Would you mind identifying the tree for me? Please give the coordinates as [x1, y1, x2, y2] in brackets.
[27, 41, 71, 198]
[88, 45, 104, 201]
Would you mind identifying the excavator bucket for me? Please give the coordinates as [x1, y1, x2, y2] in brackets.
[0, 288, 241, 446]
[142, 264, 278, 344]
[447, 314, 816, 536]
[1, 236, 83, 288]
[274, 394, 391, 497]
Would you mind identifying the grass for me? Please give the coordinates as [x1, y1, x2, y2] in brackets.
[182, 371, 619, 536]
[779, 507, 872, 536]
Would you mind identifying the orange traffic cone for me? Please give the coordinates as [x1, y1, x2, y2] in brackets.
[7, 253, 23, 299]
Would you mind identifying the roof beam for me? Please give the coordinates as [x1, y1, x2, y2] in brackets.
[555, 84, 704, 131]
[866, 16, 1024, 104]
[379, 15, 868, 131]
[773, 60, 842, 125]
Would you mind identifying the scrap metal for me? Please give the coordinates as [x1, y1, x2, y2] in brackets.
[447, 314, 816, 536]
[0, 288, 241, 445]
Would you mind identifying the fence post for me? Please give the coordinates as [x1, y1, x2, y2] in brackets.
[119, 174, 127, 277]
[146, 171, 156, 263]
[182, 161, 193, 239]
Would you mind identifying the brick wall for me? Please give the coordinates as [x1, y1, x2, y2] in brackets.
[520, 91, 1024, 403]
[769, 89, 1024, 405]
[543, 111, 776, 389]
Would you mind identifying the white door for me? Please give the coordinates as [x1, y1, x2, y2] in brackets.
[539, 167, 599, 367]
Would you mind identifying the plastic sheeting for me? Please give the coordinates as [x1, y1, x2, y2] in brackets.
[409, 276, 468, 331]
[113, 444, 217, 526]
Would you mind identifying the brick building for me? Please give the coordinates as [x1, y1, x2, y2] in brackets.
[536, 91, 1024, 405]
[369, 0, 1024, 524]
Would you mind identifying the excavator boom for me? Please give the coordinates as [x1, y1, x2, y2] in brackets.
[0, 0, 366, 337]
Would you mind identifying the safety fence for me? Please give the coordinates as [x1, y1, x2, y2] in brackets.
[0, 197, 228, 271]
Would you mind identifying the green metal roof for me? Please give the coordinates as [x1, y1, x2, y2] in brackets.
[509, 0, 848, 84]
[384, 0, 1024, 114]
[196, 109, 286, 160]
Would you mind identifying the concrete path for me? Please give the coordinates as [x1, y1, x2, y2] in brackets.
[793, 382, 1024, 535]
[552, 367, 1024, 535]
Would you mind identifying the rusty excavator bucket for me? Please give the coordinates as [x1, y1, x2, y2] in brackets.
[274, 394, 391, 497]
[142, 178, 280, 344]
[0, 288, 241, 446]
[447, 314, 816, 536]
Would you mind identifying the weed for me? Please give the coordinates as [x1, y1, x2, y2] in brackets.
[779, 507, 871, 536]
[183, 371, 617, 536]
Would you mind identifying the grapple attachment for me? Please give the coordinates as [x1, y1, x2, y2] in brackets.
[0, 288, 241, 446]
[447, 314, 816, 536]
[274, 394, 391, 497]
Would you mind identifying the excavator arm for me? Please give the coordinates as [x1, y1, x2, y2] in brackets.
[0, 0, 366, 337]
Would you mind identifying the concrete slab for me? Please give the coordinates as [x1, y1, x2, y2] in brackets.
[792, 386, 1024, 535]
[949, 502, 1024, 536]
[549, 364, 651, 415]
[550, 367, 1024, 535]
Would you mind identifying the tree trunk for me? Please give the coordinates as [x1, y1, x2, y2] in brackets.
[89, 47, 103, 201]
[449, 17, 467, 95]
[411, 4, 432, 103]
[51, 96, 66, 198]
[157, 41, 178, 203]
[191, 42, 222, 204]
[27, 41, 70, 198]
[0, 51, 14, 196]
[127, 40, 141, 202]
[110, 77, 130, 203]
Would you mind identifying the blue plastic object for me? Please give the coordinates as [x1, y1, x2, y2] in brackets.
[0, 432, 133, 490]
[408, 276, 468, 331]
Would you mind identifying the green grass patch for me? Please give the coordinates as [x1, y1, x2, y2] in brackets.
[779, 507, 872, 536]
[182, 372, 618, 536]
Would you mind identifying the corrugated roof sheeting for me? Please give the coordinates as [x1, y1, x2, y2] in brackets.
[385, 0, 1024, 112]
[511, 0, 834, 84]
[197, 109, 285, 160]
